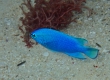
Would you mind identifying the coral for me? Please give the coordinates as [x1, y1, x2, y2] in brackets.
[19, 0, 86, 48]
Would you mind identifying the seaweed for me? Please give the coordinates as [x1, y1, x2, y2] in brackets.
[19, 0, 86, 48]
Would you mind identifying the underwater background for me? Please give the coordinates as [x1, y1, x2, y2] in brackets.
[0, 0, 110, 80]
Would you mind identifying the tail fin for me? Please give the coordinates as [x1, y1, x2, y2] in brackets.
[84, 48, 99, 59]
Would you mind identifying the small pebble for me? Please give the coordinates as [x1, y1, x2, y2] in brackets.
[42, 52, 49, 57]
[4, 18, 11, 26]
[88, 17, 92, 20]
[88, 31, 96, 38]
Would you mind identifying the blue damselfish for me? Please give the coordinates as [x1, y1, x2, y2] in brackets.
[31, 28, 99, 59]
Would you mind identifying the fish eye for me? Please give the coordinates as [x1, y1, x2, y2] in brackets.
[31, 33, 36, 38]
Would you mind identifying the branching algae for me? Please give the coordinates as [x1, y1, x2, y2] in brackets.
[19, 0, 87, 48]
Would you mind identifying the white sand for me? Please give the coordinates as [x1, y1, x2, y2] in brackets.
[0, 0, 110, 80]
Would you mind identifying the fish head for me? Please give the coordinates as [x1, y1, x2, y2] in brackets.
[30, 28, 54, 44]
[30, 29, 45, 43]
[30, 31, 37, 40]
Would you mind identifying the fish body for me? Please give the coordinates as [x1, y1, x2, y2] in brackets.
[31, 28, 99, 59]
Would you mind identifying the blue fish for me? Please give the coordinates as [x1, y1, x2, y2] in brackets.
[31, 28, 99, 59]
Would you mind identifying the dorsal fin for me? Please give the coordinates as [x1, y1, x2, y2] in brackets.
[75, 38, 88, 45]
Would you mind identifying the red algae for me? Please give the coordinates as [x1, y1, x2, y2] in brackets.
[19, 0, 86, 48]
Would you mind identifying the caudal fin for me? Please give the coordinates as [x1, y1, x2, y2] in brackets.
[84, 48, 99, 59]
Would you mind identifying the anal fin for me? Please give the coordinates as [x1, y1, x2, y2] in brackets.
[65, 52, 86, 59]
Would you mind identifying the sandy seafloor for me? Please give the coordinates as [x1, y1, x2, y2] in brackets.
[0, 0, 110, 80]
